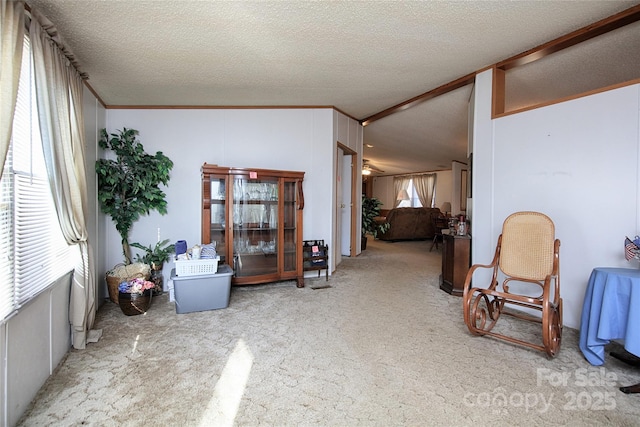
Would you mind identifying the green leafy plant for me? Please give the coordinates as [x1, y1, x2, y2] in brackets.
[362, 196, 390, 238]
[96, 128, 174, 264]
[131, 239, 176, 267]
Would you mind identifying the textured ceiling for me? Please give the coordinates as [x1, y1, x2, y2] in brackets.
[25, 0, 640, 175]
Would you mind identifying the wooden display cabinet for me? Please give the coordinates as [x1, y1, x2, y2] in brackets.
[440, 231, 471, 296]
[201, 164, 305, 287]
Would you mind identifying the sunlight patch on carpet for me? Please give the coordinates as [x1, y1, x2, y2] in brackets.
[199, 338, 253, 427]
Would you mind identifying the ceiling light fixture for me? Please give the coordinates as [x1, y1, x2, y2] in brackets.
[362, 160, 383, 176]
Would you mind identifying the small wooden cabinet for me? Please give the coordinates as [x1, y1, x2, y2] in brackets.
[440, 232, 471, 296]
[201, 164, 305, 287]
[303, 240, 329, 281]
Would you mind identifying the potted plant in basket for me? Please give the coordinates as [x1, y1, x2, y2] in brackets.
[96, 128, 174, 303]
[131, 239, 175, 294]
[117, 278, 156, 316]
[361, 196, 390, 250]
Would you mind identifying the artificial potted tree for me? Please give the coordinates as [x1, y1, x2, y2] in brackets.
[131, 239, 175, 295]
[361, 196, 390, 250]
[96, 128, 174, 302]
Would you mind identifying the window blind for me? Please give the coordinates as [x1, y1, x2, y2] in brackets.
[0, 34, 76, 321]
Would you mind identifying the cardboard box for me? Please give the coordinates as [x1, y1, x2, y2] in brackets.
[170, 264, 233, 314]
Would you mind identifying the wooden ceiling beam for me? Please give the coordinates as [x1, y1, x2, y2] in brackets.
[360, 73, 475, 126]
[361, 4, 640, 126]
[497, 4, 640, 70]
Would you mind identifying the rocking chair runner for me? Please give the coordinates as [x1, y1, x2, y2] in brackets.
[462, 211, 562, 357]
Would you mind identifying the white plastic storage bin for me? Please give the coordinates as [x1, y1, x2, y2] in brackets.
[170, 264, 233, 314]
[174, 256, 220, 277]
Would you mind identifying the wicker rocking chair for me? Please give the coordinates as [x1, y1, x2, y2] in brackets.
[462, 211, 562, 357]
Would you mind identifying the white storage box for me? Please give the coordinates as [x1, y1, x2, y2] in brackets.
[174, 256, 220, 276]
[171, 265, 233, 314]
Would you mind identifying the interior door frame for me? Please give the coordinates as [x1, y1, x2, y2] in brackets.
[337, 142, 358, 258]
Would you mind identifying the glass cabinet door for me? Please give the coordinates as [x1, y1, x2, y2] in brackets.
[232, 177, 279, 277]
[209, 175, 227, 262]
[282, 180, 298, 273]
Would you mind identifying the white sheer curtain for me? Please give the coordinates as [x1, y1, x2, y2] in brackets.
[30, 9, 100, 349]
[0, 0, 24, 177]
[393, 176, 411, 208]
[413, 173, 437, 208]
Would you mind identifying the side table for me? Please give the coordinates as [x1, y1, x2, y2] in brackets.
[440, 230, 471, 296]
[579, 267, 640, 393]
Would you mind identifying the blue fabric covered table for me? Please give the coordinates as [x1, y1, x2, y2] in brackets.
[579, 267, 640, 365]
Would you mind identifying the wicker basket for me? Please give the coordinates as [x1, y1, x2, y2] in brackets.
[106, 263, 151, 303]
[106, 274, 122, 303]
[118, 290, 152, 316]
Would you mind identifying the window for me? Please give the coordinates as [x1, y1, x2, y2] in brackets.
[397, 179, 423, 208]
[0, 36, 78, 322]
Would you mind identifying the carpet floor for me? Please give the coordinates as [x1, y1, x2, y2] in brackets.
[17, 239, 640, 426]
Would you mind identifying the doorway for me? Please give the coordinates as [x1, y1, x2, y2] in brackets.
[336, 143, 358, 266]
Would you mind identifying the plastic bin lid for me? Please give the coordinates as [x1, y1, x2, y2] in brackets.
[171, 264, 233, 280]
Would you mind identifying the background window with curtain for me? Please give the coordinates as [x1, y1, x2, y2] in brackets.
[396, 179, 423, 208]
[0, 35, 78, 322]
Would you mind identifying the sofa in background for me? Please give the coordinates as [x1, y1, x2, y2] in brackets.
[378, 207, 442, 241]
